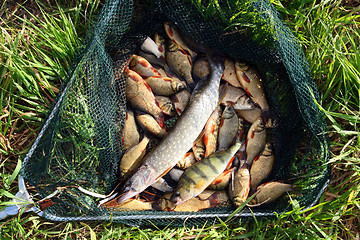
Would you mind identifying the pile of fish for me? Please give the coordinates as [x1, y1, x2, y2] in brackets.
[103, 22, 294, 212]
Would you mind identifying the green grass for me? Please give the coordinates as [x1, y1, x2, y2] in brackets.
[1, 0, 360, 239]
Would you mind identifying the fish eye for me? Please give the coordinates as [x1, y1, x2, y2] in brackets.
[174, 192, 180, 197]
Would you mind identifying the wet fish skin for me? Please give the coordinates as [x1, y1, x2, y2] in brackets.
[116, 51, 224, 204]
[235, 61, 269, 112]
[222, 58, 241, 88]
[164, 22, 197, 58]
[119, 136, 150, 179]
[130, 55, 161, 78]
[138, 50, 168, 71]
[168, 168, 184, 182]
[166, 40, 194, 85]
[203, 106, 221, 157]
[103, 198, 153, 210]
[145, 75, 185, 96]
[135, 112, 167, 138]
[246, 117, 266, 165]
[155, 95, 176, 116]
[236, 106, 262, 124]
[170, 139, 242, 206]
[125, 69, 165, 127]
[250, 143, 274, 190]
[171, 89, 191, 115]
[151, 177, 173, 193]
[122, 108, 140, 150]
[207, 168, 234, 190]
[176, 151, 197, 170]
[218, 104, 239, 150]
[192, 55, 210, 81]
[192, 138, 206, 161]
[251, 181, 293, 205]
[229, 163, 250, 207]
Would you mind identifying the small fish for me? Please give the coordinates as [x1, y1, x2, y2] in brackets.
[145, 75, 185, 96]
[135, 112, 167, 138]
[218, 104, 239, 150]
[103, 198, 153, 211]
[222, 58, 241, 88]
[125, 69, 165, 127]
[245, 117, 266, 165]
[203, 107, 221, 157]
[129, 55, 161, 78]
[116, 50, 224, 204]
[236, 106, 262, 124]
[207, 168, 235, 190]
[166, 40, 194, 86]
[192, 137, 206, 161]
[151, 177, 173, 193]
[192, 55, 210, 81]
[155, 95, 176, 116]
[219, 84, 255, 110]
[235, 61, 269, 112]
[164, 22, 197, 58]
[122, 108, 140, 150]
[119, 136, 150, 179]
[176, 151, 197, 170]
[250, 143, 274, 190]
[156, 190, 229, 211]
[170, 139, 242, 206]
[250, 181, 293, 205]
[140, 36, 162, 58]
[229, 163, 250, 207]
[171, 89, 191, 115]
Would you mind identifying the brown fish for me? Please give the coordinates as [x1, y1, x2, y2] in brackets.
[164, 22, 197, 58]
[145, 75, 185, 96]
[218, 104, 239, 150]
[171, 89, 191, 115]
[176, 151, 197, 170]
[119, 136, 150, 179]
[129, 55, 161, 78]
[229, 163, 250, 207]
[125, 69, 165, 127]
[236, 106, 262, 124]
[222, 58, 241, 87]
[122, 108, 140, 150]
[192, 55, 210, 80]
[103, 198, 153, 210]
[250, 143, 274, 190]
[192, 137, 206, 161]
[203, 107, 221, 157]
[235, 61, 269, 111]
[135, 112, 167, 138]
[245, 117, 266, 165]
[166, 40, 194, 85]
[250, 181, 293, 205]
[155, 95, 176, 116]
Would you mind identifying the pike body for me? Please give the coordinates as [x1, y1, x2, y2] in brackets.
[117, 52, 224, 204]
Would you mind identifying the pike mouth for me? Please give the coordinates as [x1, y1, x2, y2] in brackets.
[117, 186, 138, 204]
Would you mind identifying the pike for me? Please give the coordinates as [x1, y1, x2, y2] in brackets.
[116, 50, 224, 204]
[170, 139, 243, 206]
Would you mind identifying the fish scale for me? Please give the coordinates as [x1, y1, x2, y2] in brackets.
[170, 139, 243, 206]
[116, 50, 224, 204]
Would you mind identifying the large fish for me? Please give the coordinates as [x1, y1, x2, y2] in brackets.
[135, 112, 167, 138]
[170, 139, 243, 206]
[125, 69, 165, 127]
[229, 162, 250, 207]
[222, 58, 241, 88]
[145, 75, 185, 96]
[116, 51, 224, 204]
[250, 181, 293, 205]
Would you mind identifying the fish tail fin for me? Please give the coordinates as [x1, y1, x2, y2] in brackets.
[155, 113, 166, 129]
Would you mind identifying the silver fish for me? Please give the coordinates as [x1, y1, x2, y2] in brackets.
[116, 51, 224, 204]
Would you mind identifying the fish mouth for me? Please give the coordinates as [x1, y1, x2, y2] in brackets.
[117, 187, 139, 204]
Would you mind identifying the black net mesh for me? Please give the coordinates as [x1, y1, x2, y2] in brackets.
[21, 0, 330, 226]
